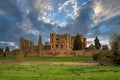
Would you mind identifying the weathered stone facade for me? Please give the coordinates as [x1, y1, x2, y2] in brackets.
[20, 33, 87, 52]
[50, 33, 86, 51]
[50, 33, 72, 51]
[20, 36, 43, 52]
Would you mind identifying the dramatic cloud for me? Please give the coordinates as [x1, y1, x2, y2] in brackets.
[0, 0, 120, 49]
[62, 0, 93, 35]
[87, 0, 120, 45]
[58, 0, 79, 19]
[93, 0, 120, 25]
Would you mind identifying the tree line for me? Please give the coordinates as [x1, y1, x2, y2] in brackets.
[73, 33, 108, 50]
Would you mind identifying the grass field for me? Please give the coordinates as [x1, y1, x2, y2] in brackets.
[0, 64, 120, 80]
[0, 56, 119, 80]
[0, 56, 92, 62]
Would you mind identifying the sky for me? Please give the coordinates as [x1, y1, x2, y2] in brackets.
[0, 0, 120, 49]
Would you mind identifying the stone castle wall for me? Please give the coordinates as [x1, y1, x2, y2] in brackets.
[6, 50, 107, 57]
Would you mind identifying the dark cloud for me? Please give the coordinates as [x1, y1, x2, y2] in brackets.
[61, 1, 94, 36]
[88, 15, 120, 38]
[0, 0, 57, 49]
[0, 0, 120, 49]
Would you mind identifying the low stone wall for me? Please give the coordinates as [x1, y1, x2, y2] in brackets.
[25, 50, 99, 57]
[6, 50, 104, 57]
[6, 52, 18, 57]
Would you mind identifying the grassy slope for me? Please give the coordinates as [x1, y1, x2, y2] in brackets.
[0, 64, 120, 80]
[0, 56, 92, 62]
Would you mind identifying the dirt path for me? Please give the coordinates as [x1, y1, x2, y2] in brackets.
[0, 61, 99, 66]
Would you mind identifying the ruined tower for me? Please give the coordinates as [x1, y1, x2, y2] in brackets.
[38, 36, 43, 51]
[50, 33, 72, 51]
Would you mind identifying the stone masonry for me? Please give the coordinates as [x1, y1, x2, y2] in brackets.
[50, 33, 86, 51]
[20, 33, 87, 52]
[20, 36, 43, 52]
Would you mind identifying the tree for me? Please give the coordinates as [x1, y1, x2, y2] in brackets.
[73, 33, 83, 50]
[110, 34, 120, 65]
[87, 44, 96, 50]
[5, 46, 9, 52]
[3, 46, 10, 57]
[94, 37, 101, 49]
[12, 49, 20, 52]
[0, 48, 4, 56]
[110, 34, 120, 51]
[102, 45, 109, 50]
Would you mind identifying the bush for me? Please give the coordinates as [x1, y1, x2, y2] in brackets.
[12, 49, 20, 53]
[113, 51, 120, 65]
[0, 48, 4, 56]
[92, 52, 113, 65]
[93, 52, 107, 61]
[93, 53, 99, 60]
[87, 44, 96, 50]
[3, 52, 6, 57]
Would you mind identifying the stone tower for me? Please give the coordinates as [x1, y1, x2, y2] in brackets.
[50, 33, 72, 51]
[38, 36, 43, 51]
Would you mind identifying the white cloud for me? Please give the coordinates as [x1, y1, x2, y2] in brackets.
[87, 37, 109, 47]
[35, 0, 53, 11]
[0, 41, 17, 47]
[93, 0, 120, 25]
[0, 41, 19, 49]
[58, 0, 79, 19]
[58, 21, 68, 27]
[34, 0, 55, 24]
[0, 9, 6, 15]
[87, 38, 95, 47]
[100, 39, 109, 45]
[17, 18, 39, 36]
[17, 0, 30, 14]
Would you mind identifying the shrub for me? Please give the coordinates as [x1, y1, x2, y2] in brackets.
[113, 51, 120, 65]
[93, 52, 107, 61]
[102, 45, 109, 50]
[87, 44, 96, 50]
[93, 53, 99, 61]
[92, 52, 113, 65]
[0, 48, 4, 56]
[12, 49, 20, 53]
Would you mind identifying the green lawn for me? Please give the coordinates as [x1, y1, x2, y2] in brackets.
[0, 64, 120, 80]
[0, 56, 92, 62]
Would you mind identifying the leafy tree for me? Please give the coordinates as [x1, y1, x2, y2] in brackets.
[94, 37, 101, 49]
[73, 33, 83, 50]
[0, 48, 4, 55]
[12, 49, 20, 52]
[3, 46, 10, 57]
[87, 44, 96, 50]
[5, 46, 9, 52]
[102, 45, 109, 50]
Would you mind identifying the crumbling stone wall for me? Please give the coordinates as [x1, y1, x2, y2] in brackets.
[20, 36, 43, 53]
[50, 33, 87, 51]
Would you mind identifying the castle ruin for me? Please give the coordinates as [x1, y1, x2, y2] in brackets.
[20, 33, 86, 52]
[50, 33, 86, 51]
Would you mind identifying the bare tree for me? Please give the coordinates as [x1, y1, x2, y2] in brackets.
[110, 34, 120, 65]
[110, 34, 120, 51]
